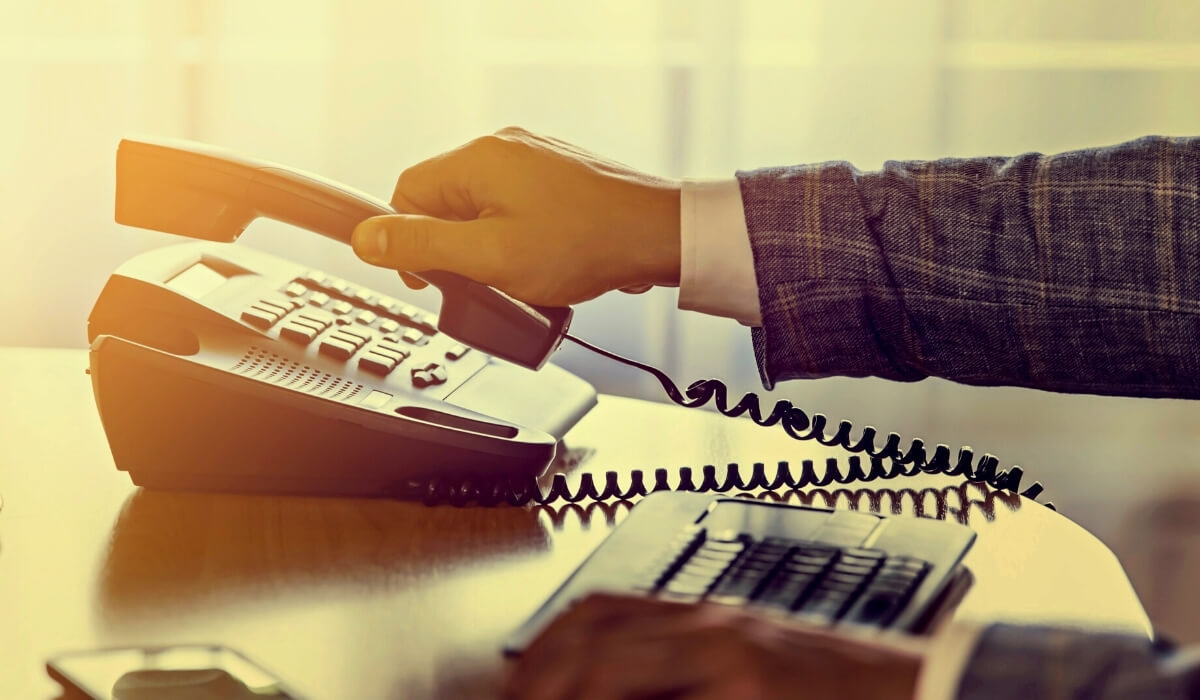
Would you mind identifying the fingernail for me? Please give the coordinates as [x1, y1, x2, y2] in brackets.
[353, 220, 388, 261]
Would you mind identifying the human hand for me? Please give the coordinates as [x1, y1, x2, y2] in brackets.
[504, 593, 925, 700]
[350, 127, 681, 307]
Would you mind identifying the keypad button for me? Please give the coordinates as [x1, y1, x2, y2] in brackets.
[410, 363, 448, 388]
[445, 343, 470, 360]
[379, 319, 400, 334]
[401, 328, 428, 345]
[256, 299, 294, 314]
[319, 338, 357, 361]
[331, 330, 369, 350]
[330, 280, 351, 296]
[355, 310, 378, 326]
[330, 300, 354, 315]
[280, 322, 319, 345]
[354, 289, 376, 306]
[335, 326, 371, 343]
[297, 311, 334, 330]
[240, 308, 277, 329]
[303, 271, 328, 286]
[370, 344, 408, 363]
[285, 282, 308, 297]
[308, 291, 331, 307]
[358, 351, 399, 376]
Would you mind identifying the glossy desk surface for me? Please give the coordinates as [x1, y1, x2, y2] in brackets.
[0, 348, 1149, 699]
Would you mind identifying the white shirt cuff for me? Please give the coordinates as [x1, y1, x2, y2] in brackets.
[678, 178, 763, 326]
[916, 622, 986, 700]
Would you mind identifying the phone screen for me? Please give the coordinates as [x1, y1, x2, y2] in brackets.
[47, 645, 305, 700]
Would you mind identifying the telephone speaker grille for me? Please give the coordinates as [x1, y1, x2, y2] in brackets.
[231, 346, 364, 401]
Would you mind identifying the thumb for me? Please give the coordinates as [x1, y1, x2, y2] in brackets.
[352, 214, 500, 282]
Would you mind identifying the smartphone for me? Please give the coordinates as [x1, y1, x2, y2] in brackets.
[46, 644, 309, 700]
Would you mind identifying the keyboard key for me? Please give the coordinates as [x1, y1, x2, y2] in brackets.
[446, 343, 470, 360]
[330, 300, 354, 315]
[369, 345, 408, 363]
[379, 319, 401, 334]
[303, 271, 328, 286]
[285, 282, 308, 297]
[355, 310, 378, 325]
[308, 291, 331, 307]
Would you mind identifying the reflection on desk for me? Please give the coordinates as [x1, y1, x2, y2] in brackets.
[99, 491, 549, 624]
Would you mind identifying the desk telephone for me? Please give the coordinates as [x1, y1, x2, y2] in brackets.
[89, 137, 1050, 507]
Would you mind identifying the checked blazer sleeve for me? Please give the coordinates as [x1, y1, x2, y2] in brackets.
[957, 624, 1200, 699]
[735, 135, 1200, 398]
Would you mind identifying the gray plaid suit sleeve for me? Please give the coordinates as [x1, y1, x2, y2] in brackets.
[957, 625, 1200, 699]
[736, 136, 1200, 698]
[736, 135, 1200, 397]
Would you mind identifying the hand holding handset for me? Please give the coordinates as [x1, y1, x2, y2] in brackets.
[115, 137, 569, 370]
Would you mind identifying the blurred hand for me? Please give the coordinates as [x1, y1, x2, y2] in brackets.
[504, 593, 924, 700]
[351, 127, 681, 307]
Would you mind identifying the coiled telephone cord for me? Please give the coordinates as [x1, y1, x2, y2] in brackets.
[401, 335, 1052, 509]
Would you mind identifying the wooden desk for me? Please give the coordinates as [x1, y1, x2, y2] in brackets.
[0, 348, 1149, 699]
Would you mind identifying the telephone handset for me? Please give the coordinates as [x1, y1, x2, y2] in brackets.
[114, 137, 569, 370]
[95, 138, 1052, 507]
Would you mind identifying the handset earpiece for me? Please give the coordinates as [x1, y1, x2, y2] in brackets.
[114, 136, 571, 369]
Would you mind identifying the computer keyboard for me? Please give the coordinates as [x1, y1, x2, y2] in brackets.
[641, 528, 931, 627]
[506, 491, 976, 654]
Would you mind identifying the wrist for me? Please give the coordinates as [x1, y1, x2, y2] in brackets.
[636, 180, 681, 288]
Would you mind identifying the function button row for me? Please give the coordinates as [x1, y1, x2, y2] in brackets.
[410, 362, 447, 388]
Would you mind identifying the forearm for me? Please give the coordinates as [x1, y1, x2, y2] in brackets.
[738, 135, 1200, 397]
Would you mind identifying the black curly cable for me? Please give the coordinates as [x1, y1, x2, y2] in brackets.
[398, 335, 1053, 509]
